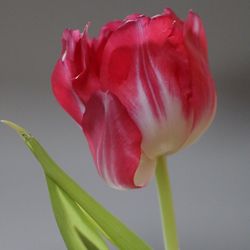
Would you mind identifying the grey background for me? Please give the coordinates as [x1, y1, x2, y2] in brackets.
[0, 0, 249, 249]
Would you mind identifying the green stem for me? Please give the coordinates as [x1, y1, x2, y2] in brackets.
[155, 156, 179, 250]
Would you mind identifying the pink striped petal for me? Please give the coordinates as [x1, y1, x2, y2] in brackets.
[98, 10, 216, 158]
[67, 26, 101, 104]
[184, 11, 208, 61]
[51, 59, 85, 125]
[51, 29, 88, 124]
[99, 11, 192, 158]
[81, 91, 154, 189]
[182, 11, 217, 147]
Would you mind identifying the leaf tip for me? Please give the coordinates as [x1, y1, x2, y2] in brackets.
[1, 120, 31, 140]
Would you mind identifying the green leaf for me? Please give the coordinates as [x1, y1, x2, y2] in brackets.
[2, 120, 152, 250]
[46, 176, 109, 250]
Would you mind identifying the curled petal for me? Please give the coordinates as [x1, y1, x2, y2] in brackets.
[61, 29, 88, 78]
[51, 60, 85, 124]
[69, 25, 101, 103]
[124, 13, 144, 21]
[184, 11, 208, 61]
[51, 28, 92, 124]
[81, 91, 155, 189]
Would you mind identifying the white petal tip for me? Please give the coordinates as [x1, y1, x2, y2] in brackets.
[134, 153, 156, 187]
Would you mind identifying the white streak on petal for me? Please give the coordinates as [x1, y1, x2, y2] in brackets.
[72, 88, 85, 114]
[133, 46, 192, 158]
[95, 93, 125, 190]
[62, 51, 67, 62]
[120, 19, 197, 160]
[193, 16, 200, 34]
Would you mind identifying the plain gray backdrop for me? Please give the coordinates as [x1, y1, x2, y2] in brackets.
[0, 0, 249, 249]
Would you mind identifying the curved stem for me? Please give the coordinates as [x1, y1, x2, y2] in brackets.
[155, 156, 179, 250]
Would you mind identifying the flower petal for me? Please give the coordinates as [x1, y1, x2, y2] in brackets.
[90, 20, 124, 80]
[68, 25, 101, 104]
[51, 28, 91, 124]
[134, 153, 156, 187]
[100, 11, 193, 158]
[51, 59, 85, 125]
[184, 11, 208, 61]
[182, 11, 217, 147]
[81, 91, 154, 189]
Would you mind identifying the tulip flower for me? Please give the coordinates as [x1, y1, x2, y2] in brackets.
[1, 8, 217, 250]
[51, 8, 216, 190]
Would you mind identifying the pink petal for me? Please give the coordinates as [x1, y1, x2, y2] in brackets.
[184, 11, 208, 61]
[91, 20, 123, 79]
[51, 28, 90, 124]
[51, 59, 85, 124]
[60, 29, 83, 74]
[182, 11, 217, 147]
[52, 27, 101, 122]
[68, 25, 101, 103]
[72, 21, 125, 103]
[99, 11, 193, 158]
[98, 9, 216, 157]
[82, 91, 154, 189]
